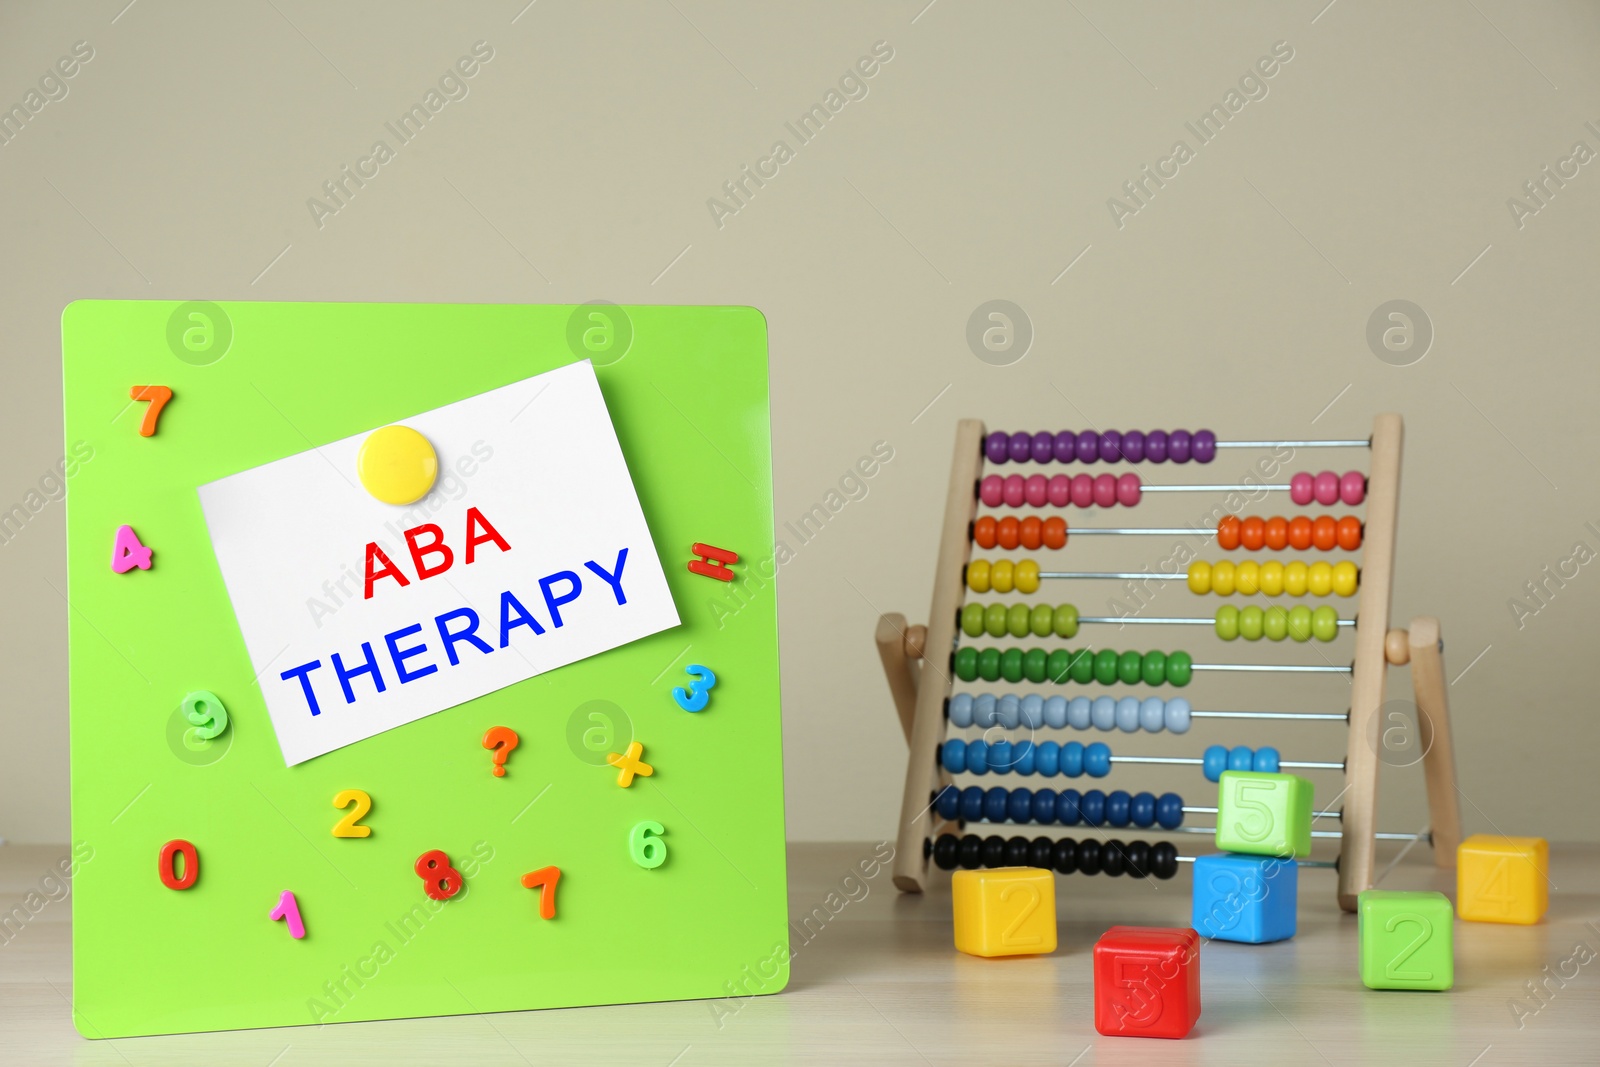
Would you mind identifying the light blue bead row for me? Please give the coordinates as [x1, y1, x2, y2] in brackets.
[948, 693, 1192, 734]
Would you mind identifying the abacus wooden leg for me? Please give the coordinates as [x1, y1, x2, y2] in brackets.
[876, 613, 920, 745]
[893, 419, 985, 893]
[1408, 616, 1463, 866]
[1337, 413, 1404, 911]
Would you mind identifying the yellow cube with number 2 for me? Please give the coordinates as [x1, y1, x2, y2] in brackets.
[1457, 834, 1548, 925]
[952, 867, 1057, 958]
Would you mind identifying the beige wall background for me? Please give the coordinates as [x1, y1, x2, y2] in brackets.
[3, 1, 1597, 845]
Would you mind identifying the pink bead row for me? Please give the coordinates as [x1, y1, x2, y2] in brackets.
[1293, 471, 1366, 507]
[980, 473, 1143, 509]
[976, 470, 1368, 509]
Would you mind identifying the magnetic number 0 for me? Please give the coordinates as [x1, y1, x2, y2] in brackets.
[629, 821, 667, 869]
[1231, 778, 1277, 843]
[1383, 913, 1435, 981]
[999, 882, 1042, 948]
[331, 790, 372, 838]
[158, 839, 199, 890]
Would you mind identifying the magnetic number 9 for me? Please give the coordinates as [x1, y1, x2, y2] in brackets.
[182, 690, 229, 741]
[629, 821, 667, 869]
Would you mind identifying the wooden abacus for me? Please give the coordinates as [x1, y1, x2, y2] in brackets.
[877, 416, 1461, 910]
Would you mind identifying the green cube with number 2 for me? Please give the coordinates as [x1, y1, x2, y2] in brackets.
[1215, 771, 1313, 858]
[1358, 890, 1453, 990]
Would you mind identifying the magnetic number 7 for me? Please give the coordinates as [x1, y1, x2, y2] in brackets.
[130, 385, 173, 437]
[331, 790, 372, 838]
[521, 865, 561, 920]
[1231, 779, 1277, 843]
[1383, 913, 1435, 981]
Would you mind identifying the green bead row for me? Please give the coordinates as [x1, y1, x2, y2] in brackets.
[961, 602, 1080, 640]
[951, 646, 1193, 687]
[1216, 604, 1339, 643]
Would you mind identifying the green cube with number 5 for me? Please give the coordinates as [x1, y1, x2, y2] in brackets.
[1358, 890, 1453, 990]
[1215, 771, 1313, 859]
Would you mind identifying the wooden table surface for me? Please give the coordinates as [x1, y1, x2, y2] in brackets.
[4, 841, 1596, 1065]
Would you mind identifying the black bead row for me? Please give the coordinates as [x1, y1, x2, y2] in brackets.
[927, 833, 1180, 879]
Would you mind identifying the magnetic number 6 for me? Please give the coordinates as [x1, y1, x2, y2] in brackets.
[629, 821, 667, 869]
[159, 839, 199, 890]
[414, 850, 463, 901]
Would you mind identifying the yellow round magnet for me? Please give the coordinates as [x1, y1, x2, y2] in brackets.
[357, 425, 438, 505]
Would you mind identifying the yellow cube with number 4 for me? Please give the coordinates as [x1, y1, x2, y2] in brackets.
[952, 867, 1057, 957]
[1457, 834, 1547, 925]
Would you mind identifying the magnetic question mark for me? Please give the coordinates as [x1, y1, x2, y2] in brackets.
[482, 726, 519, 777]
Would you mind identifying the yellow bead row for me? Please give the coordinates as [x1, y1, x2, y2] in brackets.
[1186, 559, 1358, 598]
[965, 558, 1041, 594]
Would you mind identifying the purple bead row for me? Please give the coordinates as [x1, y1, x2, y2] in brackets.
[985, 430, 1217, 465]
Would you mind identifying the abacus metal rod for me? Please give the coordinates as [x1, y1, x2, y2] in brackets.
[1110, 755, 1345, 771]
[1074, 615, 1356, 629]
[1191, 710, 1349, 721]
[1183, 805, 1342, 819]
[1213, 439, 1369, 449]
[1172, 827, 1426, 841]
[1141, 484, 1299, 493]
[1193, 663, 1352, 674]
[1174, 855, 1339, 868]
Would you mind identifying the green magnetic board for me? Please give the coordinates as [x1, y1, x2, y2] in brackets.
[63, 301, 787, 1038]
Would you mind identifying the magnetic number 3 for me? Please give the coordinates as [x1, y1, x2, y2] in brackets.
[672, 664, 717, 712]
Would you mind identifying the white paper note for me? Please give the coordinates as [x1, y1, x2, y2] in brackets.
[198, 360, 680, 765]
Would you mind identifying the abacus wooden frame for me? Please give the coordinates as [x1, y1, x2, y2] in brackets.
[877, 415, 1462, 910]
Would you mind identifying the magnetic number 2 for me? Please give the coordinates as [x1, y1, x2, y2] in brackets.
[331, 790, 372, 838]
[130, 385, 172, 437]
[1383, 913, 1435, 981]
[673, 664, 717, 712]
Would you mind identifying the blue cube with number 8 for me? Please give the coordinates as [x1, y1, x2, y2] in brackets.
[1215, 771, 1313, 859]
[1191, 853, 1297, 943]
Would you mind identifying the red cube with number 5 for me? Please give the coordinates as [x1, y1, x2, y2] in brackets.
[1093, 926, 1201, 1039]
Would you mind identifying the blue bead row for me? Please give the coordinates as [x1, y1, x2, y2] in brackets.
[1203, 744, 1280, 779]
[940, 738, 1283, 783]
[949, 693, 1192, 734]
[934, 785, 1185, 830]
[940, 738, 1112, 778]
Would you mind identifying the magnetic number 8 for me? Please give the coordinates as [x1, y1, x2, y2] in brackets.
[630, 821, 667, 869]
[182, 690, 229, 741]
[414, 849, 463, 901]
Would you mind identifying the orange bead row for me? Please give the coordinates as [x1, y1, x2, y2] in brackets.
[1217, 514, 1362, 553]
[973, 514, 1068, 550]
